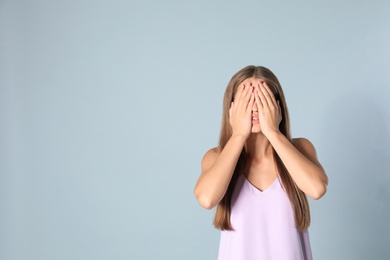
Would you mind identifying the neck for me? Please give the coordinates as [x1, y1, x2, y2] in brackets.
[245, 133, 274, 161]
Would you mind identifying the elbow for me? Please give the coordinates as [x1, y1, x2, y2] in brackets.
[308, 172, 328, 200]
[194, 188, 216, 210]
[197, 195, 215, 210]
[309, 183, 327, 200]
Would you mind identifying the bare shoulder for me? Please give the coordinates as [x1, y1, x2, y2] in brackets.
[292, 138, 328, 188]
[201, 147, 221, 173]
[292, 137, 323, 168]
[292, 138, 316, 155]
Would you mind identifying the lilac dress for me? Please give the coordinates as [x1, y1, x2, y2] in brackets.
[218, 174, 312, 260]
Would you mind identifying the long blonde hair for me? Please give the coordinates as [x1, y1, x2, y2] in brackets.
[213, 65, 310, 231]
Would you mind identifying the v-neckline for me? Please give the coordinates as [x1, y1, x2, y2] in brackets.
[242, 174, 279, 194]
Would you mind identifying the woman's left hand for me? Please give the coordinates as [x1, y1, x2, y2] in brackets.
[254, 81, 282, 138]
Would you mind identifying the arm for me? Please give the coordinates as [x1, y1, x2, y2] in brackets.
[194, 136, 246, 209]
[194, 83, 254, 209]
[267, 133, 328, 199]
[255, 82, 328, 200]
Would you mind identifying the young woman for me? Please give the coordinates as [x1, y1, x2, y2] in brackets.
[194, 66, 328, 260]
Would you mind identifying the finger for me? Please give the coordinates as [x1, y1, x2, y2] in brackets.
[254, 84, 263, 110]
[257, 84, 269, 109]
[278, 101, 282, 120]
[244, 85, 253, 103]
[234, 83, 245, 102]
[246, 92, 255, 112]
[259, 83, 275, 108]
[262, 82, 278, 107]
[236, 83, 246, 103]
[239, 84, 252, 109]
[229, 101, 233, 121]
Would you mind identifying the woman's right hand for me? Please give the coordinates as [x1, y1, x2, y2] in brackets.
[229, 83, 255, 140]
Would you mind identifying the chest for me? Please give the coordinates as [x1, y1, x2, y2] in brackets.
[244, 160, 278, 192]
[230, 174, 295, 228]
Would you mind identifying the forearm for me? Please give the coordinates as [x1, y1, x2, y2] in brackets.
[267, 131, 328, 199]
[195, 135, 246, 209]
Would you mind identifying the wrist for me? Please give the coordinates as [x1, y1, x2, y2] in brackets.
[230, 134, 248, 144]
[265, 129, 284, 142]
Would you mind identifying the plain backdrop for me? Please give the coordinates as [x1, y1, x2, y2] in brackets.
[1, 0, 389, 259]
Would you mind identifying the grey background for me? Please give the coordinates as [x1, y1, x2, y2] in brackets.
[1, 0, 389, 259]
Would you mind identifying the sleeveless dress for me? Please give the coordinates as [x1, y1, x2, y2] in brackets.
[218, 174, 312, 260]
